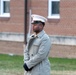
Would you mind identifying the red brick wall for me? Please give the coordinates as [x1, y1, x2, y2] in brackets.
[31, 0, 76, 36]
[0, 40, 76, 58]
[0, 0, 76, 36]
[0, 0, 76, 58]
[0, 41, 24, 55]
[0, 0, 24, 33]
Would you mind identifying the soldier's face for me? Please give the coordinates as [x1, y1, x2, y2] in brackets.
[32, 23, 44, 34]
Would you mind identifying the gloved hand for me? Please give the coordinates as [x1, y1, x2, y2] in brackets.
[23, 63, 33, 71]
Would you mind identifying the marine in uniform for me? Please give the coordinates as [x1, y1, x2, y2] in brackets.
[23, 14, 51, 75]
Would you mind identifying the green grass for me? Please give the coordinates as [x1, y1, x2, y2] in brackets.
[0, 54, 24, 75]
[0, 54, 76, 75]
[0, 54, 23, 69]
[49, 57, 76, 71]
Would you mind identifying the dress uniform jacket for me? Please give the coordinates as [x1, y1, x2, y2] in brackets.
[24, 30, 51, 75]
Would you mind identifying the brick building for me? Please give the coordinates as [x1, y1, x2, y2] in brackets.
[0, 0, 76, 58]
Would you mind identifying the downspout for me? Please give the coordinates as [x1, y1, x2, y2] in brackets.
[24, 0, 28, 44]
[24, 1, 28, 74]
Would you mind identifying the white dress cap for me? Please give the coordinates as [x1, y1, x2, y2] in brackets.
[31, 14, 47, 23]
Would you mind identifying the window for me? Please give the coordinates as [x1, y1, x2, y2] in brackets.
[48, 0, 60, 19]
[0, 0, 10, 17]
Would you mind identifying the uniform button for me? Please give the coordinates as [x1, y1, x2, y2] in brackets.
[31, 54, 33, 56]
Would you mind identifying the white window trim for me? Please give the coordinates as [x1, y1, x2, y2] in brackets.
[0, 0, 10, 17]
[48, 0, 60, 19]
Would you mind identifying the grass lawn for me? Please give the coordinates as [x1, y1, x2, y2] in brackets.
[0, 54, 76, 75]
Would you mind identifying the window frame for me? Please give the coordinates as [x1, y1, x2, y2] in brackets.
[0, 0, 10, 17]
[48, 0, 60, 19]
